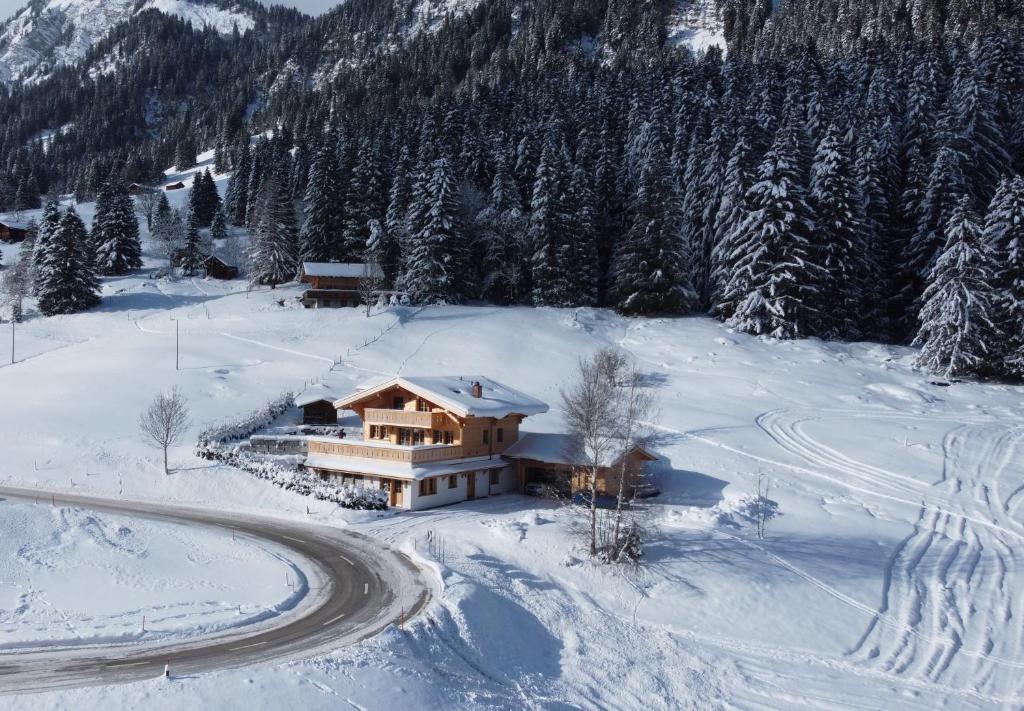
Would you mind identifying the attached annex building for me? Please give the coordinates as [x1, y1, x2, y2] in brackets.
[304, 376, 656, 511]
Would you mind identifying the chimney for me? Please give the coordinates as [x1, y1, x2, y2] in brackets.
[471, 381, 483, 399]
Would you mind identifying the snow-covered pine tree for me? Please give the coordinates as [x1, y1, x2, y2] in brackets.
[478, 152, 529, 304]
[93, 179, 142, 276]
[211, 206, 228, 244]
[31, 199, 62, 293]
[529, 129, 569, 306]
[181, 207, 205, 276]
[225, 142, 251, 226]
[710, 128, 755, 319]
[36, 209, 101, 316]
[403, 157, 468, 304]
[983, 176, 1024, 376]
[300, 136, 345, 263]
[914, 197, 1001, 378]
[247, 166, 299, 287]
[563, 163, 600, 307]
[610, 127, 694, 316]
[722, 126, 823, 339]
[809, 124, 868, 338]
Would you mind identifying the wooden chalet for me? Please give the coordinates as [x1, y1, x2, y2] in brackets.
[203, 255, 239, 280]
[0, 220, 28, 243]
[300, 262, 383, 309]
[295, 385, 340, 425]
[165, 182, 186, 191]
[302, 376, 660, 511]
[128, 183, 158, 196]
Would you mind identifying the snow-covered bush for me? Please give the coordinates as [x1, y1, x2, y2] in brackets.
[196, 392, 295, 452]
[196, 393, 387, 511]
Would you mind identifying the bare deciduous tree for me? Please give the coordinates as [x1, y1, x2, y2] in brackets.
[1, 254, 31, 323]
[139, 388, 191, 475]
[359, 246, 385, 317]
[611, 366, 654, 561]
[562, 348, 626, 558]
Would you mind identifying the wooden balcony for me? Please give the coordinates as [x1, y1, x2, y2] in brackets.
[363, 408, 445, 429]
[308, 438, 464, 464]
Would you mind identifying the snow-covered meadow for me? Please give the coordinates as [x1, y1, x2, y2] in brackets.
[0, 498, 305, 650]
[2, 190, 1024, 707]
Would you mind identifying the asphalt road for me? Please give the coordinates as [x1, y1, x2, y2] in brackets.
[0, 486, 429, 694]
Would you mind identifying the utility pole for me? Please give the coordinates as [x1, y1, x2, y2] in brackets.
[10, 319, 13, 365]
[175, 319, 179, 371]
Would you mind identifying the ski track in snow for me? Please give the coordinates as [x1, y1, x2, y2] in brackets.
[744, 410, 1024, 703]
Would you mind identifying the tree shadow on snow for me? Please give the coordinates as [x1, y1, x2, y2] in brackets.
[97, 291, 214, 313]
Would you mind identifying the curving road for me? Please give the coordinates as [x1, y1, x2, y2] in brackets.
[0, 486, 429, 694]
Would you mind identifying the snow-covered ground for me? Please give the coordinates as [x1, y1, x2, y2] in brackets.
[2, 191, 1024, 706]
[0, 498, 305, 651]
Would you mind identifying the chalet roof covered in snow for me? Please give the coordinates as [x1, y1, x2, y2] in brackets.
[302, 262, 384, 279]
[503, 432, 658, 467]
[335, 376, 549, 419]
[294, 383, 342, 408]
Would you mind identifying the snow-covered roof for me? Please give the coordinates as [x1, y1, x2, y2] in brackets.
[302, 262, 383, 279]
[303, 452, 507, 481]
[503, 432, 657, 467]
[295, 384, 341, 408]
[0, 220, 28, 229]
[335, 376, 549, 419]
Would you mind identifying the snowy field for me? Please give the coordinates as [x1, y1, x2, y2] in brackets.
[0, 498, 306, 650]
[2, 212, 1024, 707]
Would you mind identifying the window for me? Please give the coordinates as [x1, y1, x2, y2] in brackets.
[448, 475, 457, 489]
[435, 430, 453, 445]
[497, 428, 504, 443]
[490, 470, 500, 486]
[419, 478, 437, 496]
[418, 400, 431, 412]
[369, 425, 378, 439]
[393, 396, 405, 410]
[370, 425, 388, 440]
[444, 431, 453, 444]
[483, 430, 490, 445]
[412, 429, 425, 445]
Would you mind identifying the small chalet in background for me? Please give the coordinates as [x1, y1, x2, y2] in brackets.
[0, 220, 28, 243]
[295, 384, 341, 425]
[165, 182, 186, 191]
[300, 262, 383, 308]
[202, 255, 238, 280]
[128, 183, 158, 196]
[301, 376, 660, 511]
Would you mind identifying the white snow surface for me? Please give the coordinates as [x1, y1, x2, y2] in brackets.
[2, 187, 1024, 707]
[668, 0, 726, 54]
[0, 0, 254, 83]
[0, 499, 304, 650]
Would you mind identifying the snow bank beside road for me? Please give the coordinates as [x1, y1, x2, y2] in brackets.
[0, 498, 301, 650]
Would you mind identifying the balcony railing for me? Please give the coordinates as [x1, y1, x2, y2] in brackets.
[308, 438, 464, 464]
[363, 408, 446, 429]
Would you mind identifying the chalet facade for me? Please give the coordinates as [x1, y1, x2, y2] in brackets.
[303, 376, 658, 511]
[300, 262, 382, 309]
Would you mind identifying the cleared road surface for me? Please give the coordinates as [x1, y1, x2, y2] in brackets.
[0, 486, 429, 694]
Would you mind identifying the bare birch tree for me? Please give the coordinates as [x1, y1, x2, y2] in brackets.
[562, 348, 627, 558]
[139, 387, 191, 475]
[611, 365, 654, 561]
[358, 254, 384, 317]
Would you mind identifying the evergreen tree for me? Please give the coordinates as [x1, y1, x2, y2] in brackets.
[211, 206, 228, 244]
[247, 167, 299, 287]
[93, 178, 143, 275]
[32, 199, 63, 293]
[300, 137, 345, 263]
[403, 157, 468, 304]
[529, 131, 569, 306]
[611, 130, 693, 315]
[710, 130, 755, 319]
[181, 207, 205, 276]
[722, 127, 823, 339]
[36, 209, 102, 316]
[809, 124, 867, 338]
[984, 176, 1024, 376]
[914, 198, 1001, 378]
[225, 143, 251, 227]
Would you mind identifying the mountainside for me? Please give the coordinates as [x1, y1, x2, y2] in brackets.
[0, 0, 259, 84]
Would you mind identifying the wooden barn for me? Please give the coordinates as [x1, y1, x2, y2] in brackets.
[128, 183, 157, 196]
[165, 182, 186, 191]
[203, 256, 238, 280]
[0, 220, 28, 243]
[295, 386, 341, 425]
